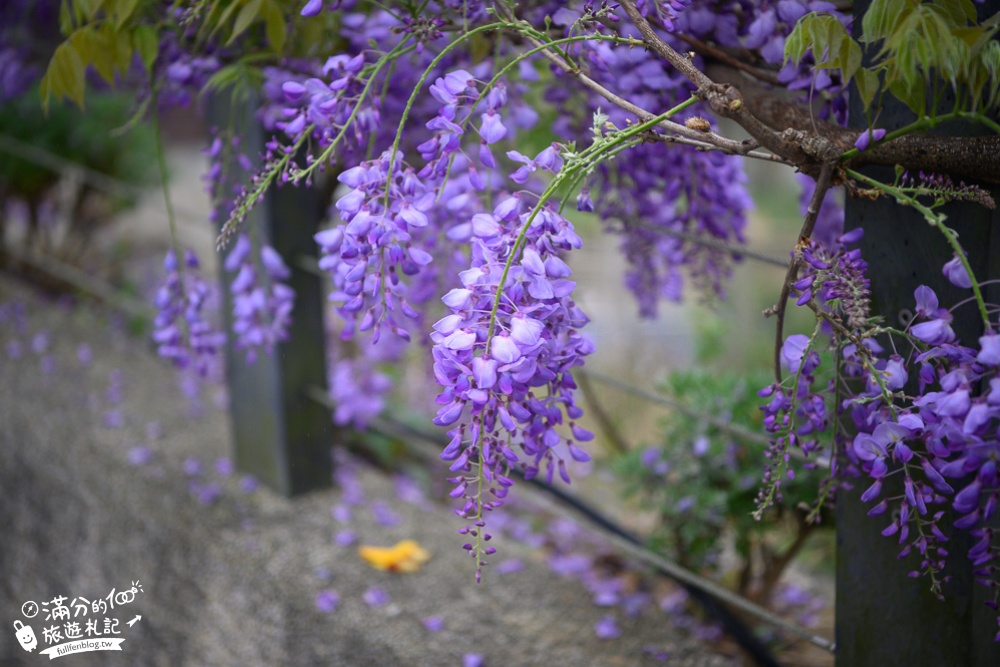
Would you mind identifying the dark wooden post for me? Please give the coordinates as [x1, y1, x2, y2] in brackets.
[207, 94, 334, 497]
[836, 2, 1000, 662]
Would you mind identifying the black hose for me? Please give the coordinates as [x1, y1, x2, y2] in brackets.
[374, 415, 783, 667]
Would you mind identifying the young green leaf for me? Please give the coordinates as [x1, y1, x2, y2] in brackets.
[132, 24, 158, 73]
[40, 41, 87, 110]
[229, 0, 263, 46]
[113, 0, 141, 30]
[262, 0, 287, 53]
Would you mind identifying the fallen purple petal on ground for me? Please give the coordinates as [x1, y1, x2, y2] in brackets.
[31, 332, 49, 355]
[422, 615, 445, 632]
[371, 500, 402, 526]
[216, 457, 234, 476]
[315, 589, 340, 613]
[462, 654, 484, 667]
[363, 586, 390, 607]
[104, 410, 123, 428]
[643, 645, 670, 661]
[594, 615, 621, 640]
[183, 457, 202, 476]
[331, 503, 352, 523]
[191, 482, 222, 505]
[127, 446, 153, 466]
[334, 530, 357, 546]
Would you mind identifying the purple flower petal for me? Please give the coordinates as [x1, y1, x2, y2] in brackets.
[594, 615, 621, 640]
[363, 586, 390, 607]
[300, 0, 323, 16]
[315, 589, 340, 613]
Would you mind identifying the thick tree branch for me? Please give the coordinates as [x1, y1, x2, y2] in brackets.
[621, 0, 1000, 183]
[709, 65, 1000, 184]
[619, 0, 844, 174]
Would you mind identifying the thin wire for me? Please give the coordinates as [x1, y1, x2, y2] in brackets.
[320, 397, 837, 654]
[582, 369, 830, 470]
[624, 219, 790, 267]
[582, 369, 771, 445]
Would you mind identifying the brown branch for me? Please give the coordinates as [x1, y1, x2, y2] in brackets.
[769, 161, 836, 384]
[621, 0, 1000, 183]
[618, 0, 843, 174]
[708, 64, 1000, 184]
[494, 4, 762, 157]
[757, 519, 816, 604]
[673, 32, 782, 86]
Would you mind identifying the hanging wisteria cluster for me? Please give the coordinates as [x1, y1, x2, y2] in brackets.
[11, 0, 1000, 638]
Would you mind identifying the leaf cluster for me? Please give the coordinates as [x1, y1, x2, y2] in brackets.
[39, 0, 304, 111]
[785, 0, 1000, 117]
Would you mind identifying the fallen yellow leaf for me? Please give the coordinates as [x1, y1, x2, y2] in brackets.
[358, 539, 431, 573]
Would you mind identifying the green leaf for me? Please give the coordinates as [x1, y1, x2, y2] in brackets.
[931, 0, 976, 26]
[59, 2, 75, 35]
[107, 22, 134, 76]
[889, 70, 926, 116]
[70, 27, 115, 83]
[262, 0, 286, 53]
[201, 60, 264, 105]
[73, 0, 103, 23]
[40, 41, 87, 110]
[114, 0, 141, 30]
[132, 24, 158, 72]
[228, 0, 262, 45]
[855, 67, 881, 109]
[862, 0, 918, 43]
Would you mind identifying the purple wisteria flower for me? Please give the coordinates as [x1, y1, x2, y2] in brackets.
[842, 279, 1000, 608]
[224, 234, 295, 363]
[152, 249, 225, 377]
[942, 254, 973, 288]
[432, 180, 594, 578]
[854, 128, 887, 152]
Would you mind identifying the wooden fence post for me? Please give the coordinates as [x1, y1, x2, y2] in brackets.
[206, 95, 335, 497]
[836, 2, 1000, 662]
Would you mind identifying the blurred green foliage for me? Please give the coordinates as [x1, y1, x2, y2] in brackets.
[613, 341, 833, 600]
[0, 86, 156, 212]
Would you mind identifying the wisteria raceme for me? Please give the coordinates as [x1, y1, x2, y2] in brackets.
[224, 234, 295, 363]
[543, 5, 752, 315]
[431, 176, 595, 579]
[843, 282, 1000, 605]
[313, 63, 518, 342]
[152, 249, 225, 378]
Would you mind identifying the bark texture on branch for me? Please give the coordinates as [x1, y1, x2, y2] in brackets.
[709, 65, 1000, 184]
[619, 0, 1000, 184]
